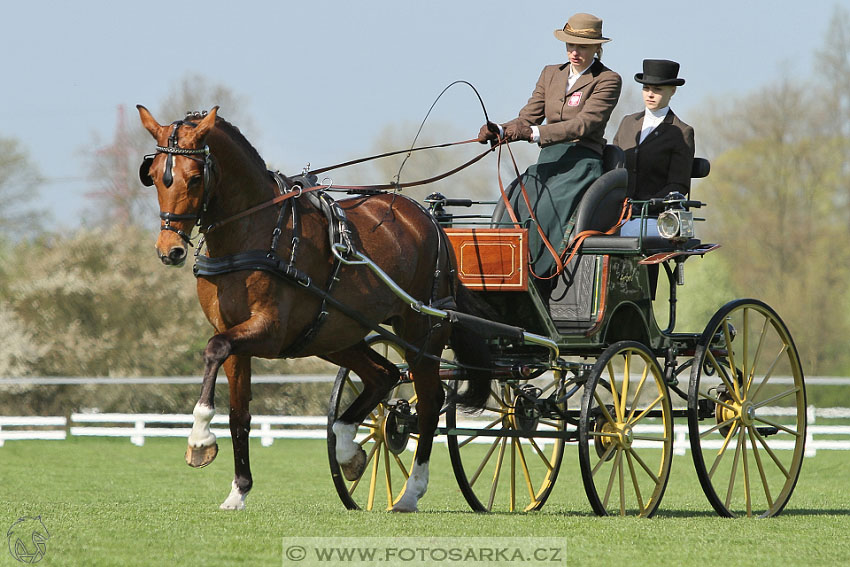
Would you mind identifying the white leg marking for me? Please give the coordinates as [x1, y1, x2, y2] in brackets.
[332, 421, 359, 463]
[392, 461, 429, 512]
[187, 402, 217, 448]
[220, 480, 247, 510]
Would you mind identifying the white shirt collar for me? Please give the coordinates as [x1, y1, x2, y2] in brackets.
[567, 60, 593, 91]
[639, 106, 671, 143]
[644, 106, 670, 121]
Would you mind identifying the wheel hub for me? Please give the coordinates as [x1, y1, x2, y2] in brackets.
[382, 400, 413, 455]
[507, 385, 541, 434]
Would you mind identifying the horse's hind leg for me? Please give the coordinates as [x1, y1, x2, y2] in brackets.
[392, 357, 445, 513]
[326, 342, 401, 482]
[220, 355, 252, 510]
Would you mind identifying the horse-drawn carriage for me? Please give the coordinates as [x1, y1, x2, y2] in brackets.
[137, 107, 806, 518]
[325, 150, 807, 518]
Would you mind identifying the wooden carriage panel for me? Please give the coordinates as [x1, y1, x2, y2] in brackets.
[445, 228, 528, 291]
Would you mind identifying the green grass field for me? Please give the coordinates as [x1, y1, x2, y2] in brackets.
[1, 437, 849, 566]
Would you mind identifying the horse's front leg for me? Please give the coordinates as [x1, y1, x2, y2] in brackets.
[186, 314, 275, 509]
[220, 354, 252, 510]
[185, 333, 228, 468]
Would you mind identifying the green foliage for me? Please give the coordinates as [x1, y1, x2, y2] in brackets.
[1, 225, 208, 376]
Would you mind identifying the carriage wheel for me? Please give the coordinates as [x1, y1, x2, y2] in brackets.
[446, 373, 566, 512]
[327, 336, 418, 511]
[579, 341, 673, 517]
[688, 299, 806, 518]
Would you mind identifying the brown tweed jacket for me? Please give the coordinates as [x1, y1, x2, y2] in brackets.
[613, 109, 695, 200]
[504, 59, 622, 155]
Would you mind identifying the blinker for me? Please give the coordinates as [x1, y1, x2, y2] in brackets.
[139, 156, 155, 187]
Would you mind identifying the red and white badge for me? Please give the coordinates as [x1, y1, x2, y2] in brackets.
[567, 92, 583, 107]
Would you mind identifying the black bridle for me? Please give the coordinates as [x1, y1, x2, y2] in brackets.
[139, 115, 217, 246]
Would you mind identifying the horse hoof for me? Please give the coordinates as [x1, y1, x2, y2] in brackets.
[390, 504, 418, 513]
[185, 443, 218, 468]
[340, 446, 367, 481]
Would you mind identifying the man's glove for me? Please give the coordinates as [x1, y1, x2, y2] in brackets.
[505, 123, 532, 142]
[477, 121, 501, 144]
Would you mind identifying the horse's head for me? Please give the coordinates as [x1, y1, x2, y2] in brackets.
[137, 105, 219, 266]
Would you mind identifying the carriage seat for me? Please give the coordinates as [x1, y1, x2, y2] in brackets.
[574, 157, 710, 254]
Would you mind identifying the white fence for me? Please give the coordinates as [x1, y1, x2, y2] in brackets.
[1, 406, 849, 456]
[2, 375, 849, 454]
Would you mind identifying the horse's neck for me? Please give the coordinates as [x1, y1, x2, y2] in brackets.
[205, 141, 278, 255]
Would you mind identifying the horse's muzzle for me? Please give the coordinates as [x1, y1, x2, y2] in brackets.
[159, 245, 188, 266]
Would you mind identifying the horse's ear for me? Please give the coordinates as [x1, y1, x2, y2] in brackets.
[194, 106, 219, 139]
[137, 105, 164, 139]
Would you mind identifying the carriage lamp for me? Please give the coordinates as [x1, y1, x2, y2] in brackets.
[656, 192, 694, 242]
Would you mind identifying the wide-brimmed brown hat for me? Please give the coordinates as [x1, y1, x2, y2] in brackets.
[553, 13, 611, 45]
[634, 59, 685, 86]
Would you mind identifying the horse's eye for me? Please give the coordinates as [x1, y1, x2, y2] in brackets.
[187, 175, 203, 189]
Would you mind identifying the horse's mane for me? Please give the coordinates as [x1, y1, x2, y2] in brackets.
[207, 114, 267, 170]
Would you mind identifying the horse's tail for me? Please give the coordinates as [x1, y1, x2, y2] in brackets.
[447, 283, 499, 412]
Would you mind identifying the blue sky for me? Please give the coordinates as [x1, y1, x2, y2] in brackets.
[0, 1, 841, 226]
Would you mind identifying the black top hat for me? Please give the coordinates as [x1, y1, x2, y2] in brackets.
[634, 59, 685, 86]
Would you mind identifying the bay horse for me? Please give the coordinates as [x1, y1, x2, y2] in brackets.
[137, 106, 490, 511]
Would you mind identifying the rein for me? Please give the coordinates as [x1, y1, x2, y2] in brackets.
[201, 139, 495, 236]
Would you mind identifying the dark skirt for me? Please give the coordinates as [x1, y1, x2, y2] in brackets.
[498, 142, 603, 275]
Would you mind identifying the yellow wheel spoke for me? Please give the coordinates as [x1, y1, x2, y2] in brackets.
[747, 426, 774, 508]
[742, 309, 749, 394]
[618, 449, 626, 516]
[627, 447, 660, 484]
[488, 437, 508, 510]
[626, 365, 651, 422]
[366, 441, 382, 511]
[602, 449, 623, 510]
[753, 387, 801, 409]
[753, 416, 800, 437]
[629, 394, 664, 425]
[698, 390, 739, 413]
[607, 362, 624, 422]
[527, 437, 556, 472]
[743, 315, 770, 397]
[469, 436, 502, 487]
[390, 451, 411, 481]
[742, 426, 752, 517]
[724, 425, 745, 510]
[358, 431, 377, 447]
[344, 376, 363, 397]
[593, 392, 617, 426]
[632, 434, 669, 443]
[592, 443, 617, 477]
[700, 416, 738, 439]
[625, 450, 645, 513]
[510, 439, 517, 512]
[709, 422, 739, 480]
[514, 439, 537, 503]
[750, 343, 789, 402]
[620, 352, 632, 420]
[722, 320, 741, 400]
[383, 443, 394, 508]
[457, 417, 502, 449]
[752, 427, 791, 479]
[706, 349, 742, 404]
